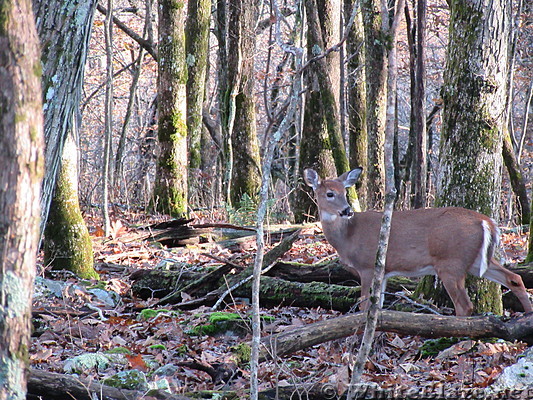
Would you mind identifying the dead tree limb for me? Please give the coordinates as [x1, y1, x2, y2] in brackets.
[258, 310, 533, 362]
[27, 369, 193, 400]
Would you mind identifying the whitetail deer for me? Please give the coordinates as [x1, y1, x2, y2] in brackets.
[304, 167, 532, 316]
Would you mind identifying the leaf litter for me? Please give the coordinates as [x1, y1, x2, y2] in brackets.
[30, 210, 532, 397]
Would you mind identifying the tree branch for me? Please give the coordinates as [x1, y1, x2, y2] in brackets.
[96, 3, 158, 60]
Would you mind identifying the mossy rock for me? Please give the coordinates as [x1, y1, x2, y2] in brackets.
[189, 312, 248, 336]
[138, 308, 173, 320]
[103, 369, 149, 391]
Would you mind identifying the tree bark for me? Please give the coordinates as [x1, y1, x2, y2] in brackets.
[430, 0, 512, 314]
[27, 369, 193, 400]
[411, 0, 427, 209]
[186, 0, 211, 171]
[258, 311, 533, 362]
[0, 1, 43, 397]
[292, 0, 350, 223]
[345, 1, 367, 208]
[153, 0, 188, 217]
[34, 0, 98, 277]
[228, 0, 262, 206]
[361, 0, 387, 209]
[102, 0, 113, 236]
[44, 129, 98, 280]
[502, 132, 531, 224]
[33, 0, 97, 239]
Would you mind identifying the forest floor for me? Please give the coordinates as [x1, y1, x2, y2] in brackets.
[30, 206, 533, 399]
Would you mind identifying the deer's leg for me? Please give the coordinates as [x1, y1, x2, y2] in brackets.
[483, 259, 532, 313]
[438, 268, 473, 316]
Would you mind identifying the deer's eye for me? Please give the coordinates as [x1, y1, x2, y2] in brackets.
[326, 191, 335, 198]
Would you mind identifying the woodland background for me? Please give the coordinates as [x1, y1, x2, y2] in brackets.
[0, 0, 533, 398]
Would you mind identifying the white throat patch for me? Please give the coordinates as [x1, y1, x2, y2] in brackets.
[320, 211, 338, 223]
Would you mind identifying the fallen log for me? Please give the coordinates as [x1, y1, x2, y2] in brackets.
[27, 369, 193, 400]
[258, 310, 533, 361]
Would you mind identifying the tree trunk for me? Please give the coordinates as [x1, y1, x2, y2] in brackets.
[33, 0, 97, 275]
[345, 1, 368, 209]
[427, 0, 512, 315]
[228, 0, 262, 206]
[44, 130, 98, 280]
[292, 0, 350, 223]
[411, 0, 427, 209]
[0, 1, 43, 397]
[185, 0, 211, 171]
[102, 0, 113, 236]
[153, 0, 188, 217]
[362, 0, 387, 209]
[502, 132, 531, 224]
[33, 0, 97, 238]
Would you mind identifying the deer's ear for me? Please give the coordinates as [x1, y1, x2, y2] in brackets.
[303, 169, 320, 190]
[339, 168, 363, 188]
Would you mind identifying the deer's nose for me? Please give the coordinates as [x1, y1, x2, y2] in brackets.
[339, 206, 353, 217]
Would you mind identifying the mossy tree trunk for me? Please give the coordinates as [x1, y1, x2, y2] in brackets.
[345, 0, 367, 209]
[228, 0, 262, 206]
[33, 0, 97, 238]
[153, 0, 188, 217]
[0, 0, 43, 396]
[419, 0, 511, 315]
[185, 0, 210, 171]
[33, 0, 97, 276]
[292, 0, 350, 222]
[44, 131, 98, 280]
[362, 0, 387, 209]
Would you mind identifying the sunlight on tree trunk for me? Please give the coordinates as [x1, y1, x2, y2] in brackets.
[44, 129, 98, 280]
[153, 0, 188, 217]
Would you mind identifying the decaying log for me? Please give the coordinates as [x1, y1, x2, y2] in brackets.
[155, 230, 302, 308]
[27, 369, 193, 400]
[258, 310, 533, 361]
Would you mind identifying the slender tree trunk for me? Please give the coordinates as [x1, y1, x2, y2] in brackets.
[153, 0, 188, 217]
[348, 0, 404, 391]
[216, 0, 236, 204]
[345, 0, 367, 209]
[362, 0, 387, 209]
[186, 0, 211, 172]
[292, 0, 351, 222]
[0, 1, 43, 397]
[102, 0, 113, 235]
[114, 48, 145, 187]
[430, 0, 512, 315]
[412, 0, 427, 209]
[502, 132, 531, 224]
[228, 0, 262, 206]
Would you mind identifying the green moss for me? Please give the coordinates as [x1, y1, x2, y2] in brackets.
[105, 347, 132, 355]
[188, 312, 243, 336]
[103, 370, 148, 391]
[0, 1, 10, 36]
[138, 308, 171, 320]
[232, 343, 251, 364]
[420, 337, 463, 358]
[148, 344, 167, 350]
